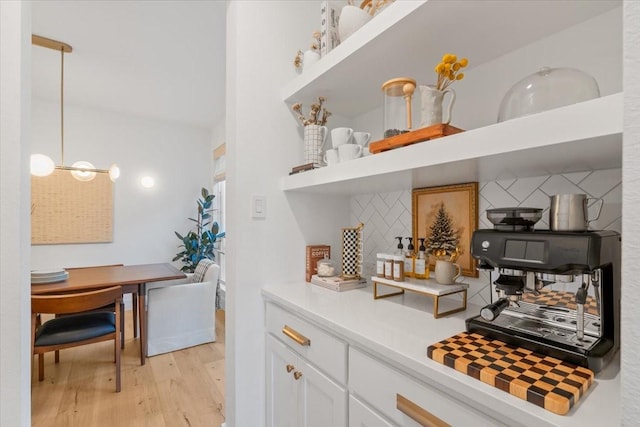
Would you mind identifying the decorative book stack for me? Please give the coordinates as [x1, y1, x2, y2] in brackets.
[306, 245, 331, 282]
[310, 275, 366, 292]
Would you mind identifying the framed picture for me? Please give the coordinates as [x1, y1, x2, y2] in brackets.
[412, 182, 478, 277]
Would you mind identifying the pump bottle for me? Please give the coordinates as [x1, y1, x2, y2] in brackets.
[404, 237, 415, 278]
[414, 237, 429, 279]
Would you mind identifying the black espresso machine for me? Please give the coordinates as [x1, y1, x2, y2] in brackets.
[467, 229, 621, 373]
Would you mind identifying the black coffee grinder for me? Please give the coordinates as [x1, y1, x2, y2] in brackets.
[467, 228, 620, 373]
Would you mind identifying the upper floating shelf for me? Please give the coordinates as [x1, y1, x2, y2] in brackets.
[281, 0, 620, 117]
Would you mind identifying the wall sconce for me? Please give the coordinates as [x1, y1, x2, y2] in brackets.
[30, 35, 120, 182]
[141, 176, 155, 188]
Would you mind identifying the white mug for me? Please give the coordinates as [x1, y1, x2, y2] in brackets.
[331, 127, 354, 148]
[338, 144, 362, 161]
[353, 132, 371, 148]
[434, 260, 461, 285]
[323, 148, 340, 166]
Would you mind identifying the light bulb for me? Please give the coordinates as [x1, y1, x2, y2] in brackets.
[109, 164, 120, 181]
[70, 161, 96, 182]
[30, 154, 55, 177]
[141, 176, 155, 188]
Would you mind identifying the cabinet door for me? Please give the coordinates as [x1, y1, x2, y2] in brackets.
[349, 395, 395, 427]
[266, 335, 298, 427]
[297, 355, 348, 427]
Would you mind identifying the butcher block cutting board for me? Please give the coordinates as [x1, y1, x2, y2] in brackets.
[427, 332, 594, 415]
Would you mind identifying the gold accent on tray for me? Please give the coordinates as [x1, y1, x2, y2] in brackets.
[372, 276, 467, 319]
[369, 124, 464, 154]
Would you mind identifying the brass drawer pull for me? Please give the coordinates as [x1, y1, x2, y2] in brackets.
[286, 364, 295, 373]
[396, 394, 451, 427]
[293, 371, 303, 380]
[282, 325, 311, 346]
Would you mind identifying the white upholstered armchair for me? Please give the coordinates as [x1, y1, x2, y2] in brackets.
[145, 259, 220, 357]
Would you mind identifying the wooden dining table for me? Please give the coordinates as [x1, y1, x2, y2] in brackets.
[31, 263, 186, 365]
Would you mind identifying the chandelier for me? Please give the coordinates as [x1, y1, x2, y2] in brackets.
[30, 35, 119, 182]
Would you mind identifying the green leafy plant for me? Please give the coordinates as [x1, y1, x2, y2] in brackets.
[173, 187, 225, 273]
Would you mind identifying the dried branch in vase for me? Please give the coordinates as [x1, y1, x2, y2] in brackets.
[292, 97, 331, 126]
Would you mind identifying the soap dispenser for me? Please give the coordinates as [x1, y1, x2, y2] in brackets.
[404, 237, 415, 278]
[414, 237, 429, 279]
[395, 236, 404, 255]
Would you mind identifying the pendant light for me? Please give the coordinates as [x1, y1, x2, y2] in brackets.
[30, 35, 120, 182]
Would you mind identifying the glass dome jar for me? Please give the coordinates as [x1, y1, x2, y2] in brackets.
[381, 77, 416, 138]
[497, 67, 600, 122]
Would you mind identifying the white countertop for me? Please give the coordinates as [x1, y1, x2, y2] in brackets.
[262, 281, 621, 427]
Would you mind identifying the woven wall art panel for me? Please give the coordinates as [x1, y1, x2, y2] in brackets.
[31, 170, 113, 244]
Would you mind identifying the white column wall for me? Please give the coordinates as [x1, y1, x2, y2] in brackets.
[225, 1, 350, 426]
[622, 1, 640, 424]
[0, 1, 32, 425]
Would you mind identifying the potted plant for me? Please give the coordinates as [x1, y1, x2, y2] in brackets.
[173, 187, 225, 273]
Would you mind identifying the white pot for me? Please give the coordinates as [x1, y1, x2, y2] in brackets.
[339, 5, 372, 41]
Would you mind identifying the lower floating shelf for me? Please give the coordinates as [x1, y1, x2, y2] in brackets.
[372, 276, 469, 318]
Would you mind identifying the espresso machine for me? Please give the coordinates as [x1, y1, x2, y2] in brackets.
[467, 229, 621, 373]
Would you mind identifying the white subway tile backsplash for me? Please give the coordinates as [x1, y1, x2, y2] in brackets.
[539, 175, 585, 196]
[579, 169, 622, 198]
[506, 176, 549, 201]
[481, 181, 520, 207]
[350, 168, 622, 308]
[563, 171, 591, 184]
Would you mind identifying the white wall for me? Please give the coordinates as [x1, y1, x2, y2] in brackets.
[622, 1, 640, 423]
[0, 1, 32, 425]
[225, 2, 349, 426]
[30, 99, 212, 270]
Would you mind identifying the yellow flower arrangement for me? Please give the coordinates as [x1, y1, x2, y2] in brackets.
[434, 53, 468, 91]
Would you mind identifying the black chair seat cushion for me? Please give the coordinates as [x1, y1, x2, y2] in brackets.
[35, 312, 116, 347]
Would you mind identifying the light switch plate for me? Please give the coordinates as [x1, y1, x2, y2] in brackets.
[251, 195, 266, 219]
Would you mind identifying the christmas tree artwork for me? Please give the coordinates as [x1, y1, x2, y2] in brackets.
[426, 203, 459, 258]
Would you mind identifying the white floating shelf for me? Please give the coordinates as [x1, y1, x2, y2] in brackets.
[282, 93, 622, 195]
[281, 0, 619, 117]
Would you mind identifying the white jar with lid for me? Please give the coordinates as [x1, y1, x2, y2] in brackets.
[376, 253, 386, 278]
[384, 255, 394, 280]
[393, 255, 405, 282]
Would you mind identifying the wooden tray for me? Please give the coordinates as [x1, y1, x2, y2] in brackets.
[427, 332, 594, 415]
[369, 124, 464, 154]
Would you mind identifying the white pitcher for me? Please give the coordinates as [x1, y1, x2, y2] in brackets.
[303, 124, 328, 166]
[419, 85, 456, 128]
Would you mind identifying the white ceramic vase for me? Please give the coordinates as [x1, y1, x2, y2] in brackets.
[339, 5, 372, 41]
[419, 85, 456, 128]
[303, 124, 328, 166]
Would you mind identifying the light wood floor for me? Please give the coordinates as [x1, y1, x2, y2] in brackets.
[31, 309, 226, 427]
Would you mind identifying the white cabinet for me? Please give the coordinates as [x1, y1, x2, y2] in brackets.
[349, 348, 504, 427]
[266, 335, 348, 427]
[349, 395, 394, 427]
[266, 302, 348, 427]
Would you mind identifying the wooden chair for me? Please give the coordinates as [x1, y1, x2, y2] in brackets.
[65, 264, 138, 348]
[31, 286, 123, 392]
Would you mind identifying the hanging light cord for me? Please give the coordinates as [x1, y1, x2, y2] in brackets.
[60, 46, 65, 166]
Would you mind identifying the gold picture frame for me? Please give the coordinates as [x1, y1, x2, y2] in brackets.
[412, 182, 478, 277]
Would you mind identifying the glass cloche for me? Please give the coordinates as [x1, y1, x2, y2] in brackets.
[497, 67, 600, 122]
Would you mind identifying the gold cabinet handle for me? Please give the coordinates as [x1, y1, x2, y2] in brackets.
[293, 371, 303, 380]
[286, 364, 295, 373]
[282, 325, 310, 346]
[396, 394, 450, 427]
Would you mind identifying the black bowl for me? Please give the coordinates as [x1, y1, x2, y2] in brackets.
[486, 207, 543, 231]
